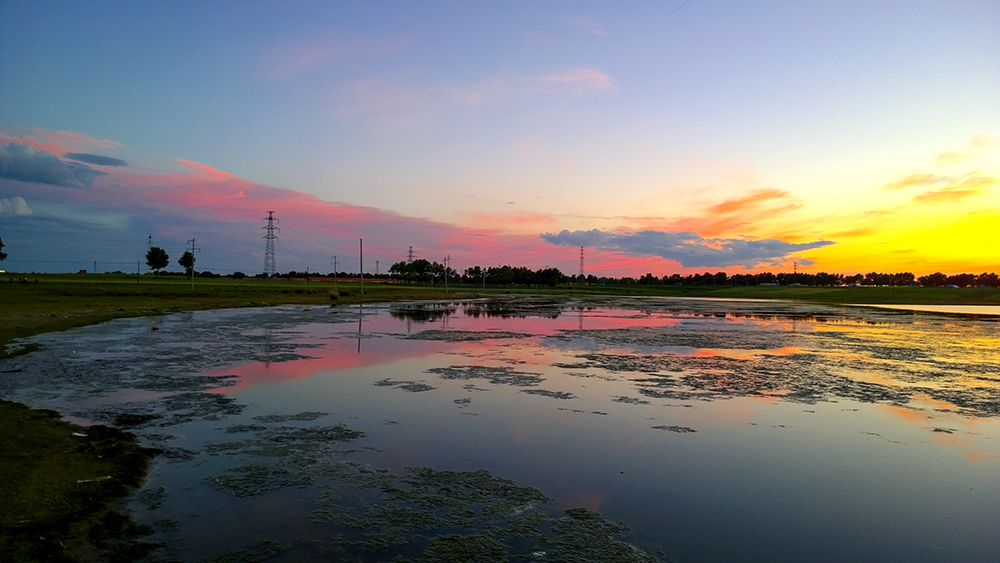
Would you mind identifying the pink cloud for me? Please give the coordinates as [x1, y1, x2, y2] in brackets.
[0, 128, 120, 156]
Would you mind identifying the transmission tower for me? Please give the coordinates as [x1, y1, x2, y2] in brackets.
[262, 211, 279, 278]
[407, 246, 415, 263]
[579, 246, 585, 282]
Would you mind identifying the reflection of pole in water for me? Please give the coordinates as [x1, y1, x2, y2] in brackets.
[264, 326, 273, 367]
[578, 307, 583, 330]
[357, 302, 363, 354]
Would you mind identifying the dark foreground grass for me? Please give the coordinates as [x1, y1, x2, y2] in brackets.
[1, 273, 996, 561]
[0, 400, 161, 562]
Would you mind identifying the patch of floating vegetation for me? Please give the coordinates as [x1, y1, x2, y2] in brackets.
[453, 398, 472, 405]
[310, 464, 667, 562]
[88, 391, 247, 430]
[405, 329, 534, 342]
[203, 539, 291, 562]
[427, 365, 544, 387]
[521, 389, 576, 400]
[225, 423, 268, 433]
[551, 325, 794, 351]
[614, 396, 651, 405]
[208, 463, 313, 497]
[652, 425, 697, 433]
[252, 411, 328, 423]
[374, 378, 437, 392]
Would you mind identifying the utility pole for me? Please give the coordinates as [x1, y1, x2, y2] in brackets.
[444, 255, 450, 293]
[262, 211, 279, 280]
[359, 239, 364, 295]
[579, 246, 585, 284]
[146, 234, 153, 272]
[376, 260, 379, 277]
[407, 246, 415, 264]
[187, 238, 200, 289]
[332, 256, 338, 291]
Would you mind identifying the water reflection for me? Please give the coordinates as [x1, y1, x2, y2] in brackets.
[0, 298, 998, 562]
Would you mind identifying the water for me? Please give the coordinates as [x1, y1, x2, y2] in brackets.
[2, 297, 998, 562]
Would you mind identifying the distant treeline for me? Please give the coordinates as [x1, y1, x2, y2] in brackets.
[108, 264, 1000, 289]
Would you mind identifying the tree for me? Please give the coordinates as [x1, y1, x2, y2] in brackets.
[0, 237, 6, 262]
[178, 250, 195, 277]
[146, 246, 168, 275]
[917, 272, 947, 287]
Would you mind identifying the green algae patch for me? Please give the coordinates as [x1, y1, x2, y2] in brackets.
[521, 389, 577, 400]
[309, 463, 665, 561]
[375, 378, 438, 392]
[427, 365, 544, 387]
[0, 399, 160, 562]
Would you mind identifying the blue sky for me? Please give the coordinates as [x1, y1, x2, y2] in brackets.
[1, 1, 998, 275]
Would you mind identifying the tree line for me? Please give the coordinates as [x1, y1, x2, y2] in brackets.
[145, 246, 196, 277]
[631, 270, 1000, 288]
[0, 241, 976, 288]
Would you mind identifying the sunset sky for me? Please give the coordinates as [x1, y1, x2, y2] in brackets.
[1, 1, 997, 277]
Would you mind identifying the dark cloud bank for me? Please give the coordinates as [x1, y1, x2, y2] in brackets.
[0, 142, 104, 188]
[541, 229, 834, 268]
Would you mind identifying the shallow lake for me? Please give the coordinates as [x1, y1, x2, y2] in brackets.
[2, 297, 998, 562]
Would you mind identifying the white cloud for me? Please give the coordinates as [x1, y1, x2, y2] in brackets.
[0, 196, 33, 216]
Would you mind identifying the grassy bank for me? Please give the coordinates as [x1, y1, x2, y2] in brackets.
[0, 400, 160, 562]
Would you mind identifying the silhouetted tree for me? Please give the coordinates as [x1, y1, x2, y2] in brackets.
[917, 272, 947, 287]
[946, 273, 976, 288]
[892, 272, 916, 286]
[977, 272, 1000, 288]
[178, 250, 195, 277]
[536, 267, 563, 287]
[0, 237, 6, 262]
[146, 246, 168, 276]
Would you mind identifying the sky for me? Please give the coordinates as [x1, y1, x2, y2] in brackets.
[1, 0, 998, 277]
